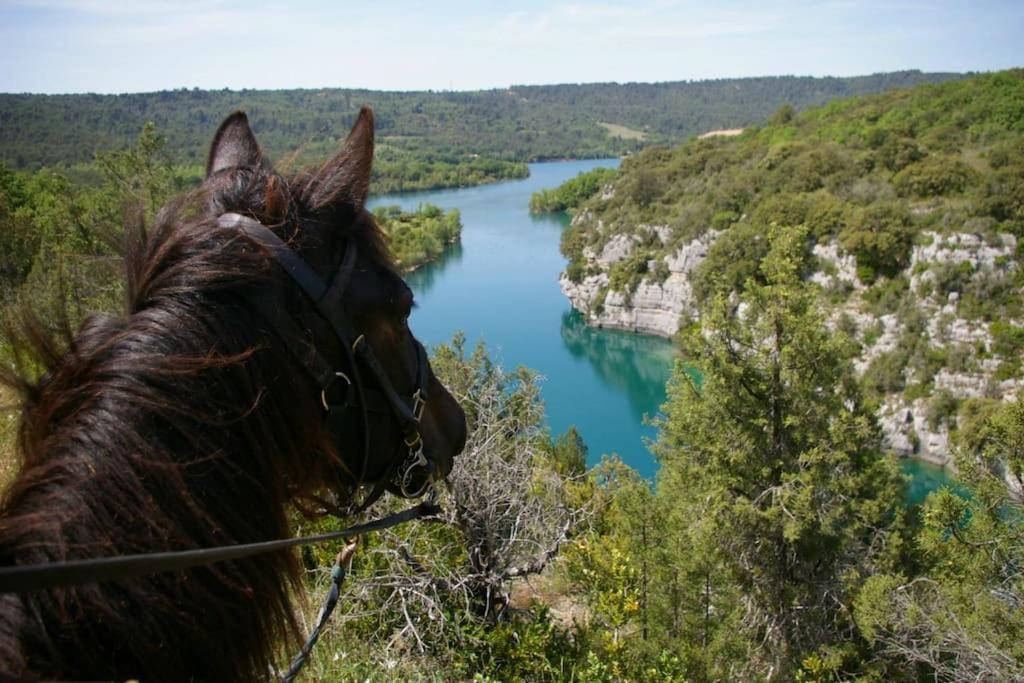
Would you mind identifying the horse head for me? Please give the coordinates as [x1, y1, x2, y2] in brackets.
[202, 108, 467, 507]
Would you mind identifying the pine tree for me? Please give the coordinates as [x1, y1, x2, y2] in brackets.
[652, 225, 905, 679]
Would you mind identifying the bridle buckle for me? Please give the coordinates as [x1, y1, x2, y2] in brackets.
[411, 389, 427, 422]
[404, 432, 423, 450]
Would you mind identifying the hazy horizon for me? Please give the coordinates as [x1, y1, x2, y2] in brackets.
[1, 1, 1021, 96]
[0, 68, 982, 98]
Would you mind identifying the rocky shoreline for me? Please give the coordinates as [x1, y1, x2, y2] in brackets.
[561, 215, 1022, 495]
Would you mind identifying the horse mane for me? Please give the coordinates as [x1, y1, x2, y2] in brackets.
[0, 160, 394, 678]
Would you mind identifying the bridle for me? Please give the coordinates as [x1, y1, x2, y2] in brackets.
[218, 212, 435, 509]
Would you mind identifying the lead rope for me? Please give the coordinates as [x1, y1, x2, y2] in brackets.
[281, 487, 442, 681]
[282, 538, 359, 683]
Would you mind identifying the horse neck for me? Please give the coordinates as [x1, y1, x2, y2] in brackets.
[0, 289, 321, 678]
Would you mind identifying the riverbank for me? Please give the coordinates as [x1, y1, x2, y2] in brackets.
[372, 159, 968, 497]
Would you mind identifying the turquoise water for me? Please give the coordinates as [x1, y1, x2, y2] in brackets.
[370, 159, 675, 478]
[901, 459, 964, 507]
[370, 160, 959, 495]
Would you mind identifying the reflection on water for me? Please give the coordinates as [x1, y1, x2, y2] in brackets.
[528, 209, 572, 231]
[560, 310, 677, 421]
[405, 242, 464, 297]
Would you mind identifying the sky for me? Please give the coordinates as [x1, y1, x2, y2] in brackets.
[0, 0, 1021, 94]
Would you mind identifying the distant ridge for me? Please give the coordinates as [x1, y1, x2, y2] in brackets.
[0, 71, 964, 170]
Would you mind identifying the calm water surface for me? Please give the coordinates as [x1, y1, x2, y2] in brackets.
[370, 159, 672, 478]
[370, 160, 959, 495]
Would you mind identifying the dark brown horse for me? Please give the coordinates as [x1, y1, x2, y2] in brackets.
[0, 109, 466, 679]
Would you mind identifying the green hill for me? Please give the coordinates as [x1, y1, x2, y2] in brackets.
[0, 71, 962, 172]
[559, 69, 1024, 465]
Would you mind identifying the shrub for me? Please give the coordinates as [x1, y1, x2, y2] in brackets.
[862, 277, 909, 316]
[565, 259, 586, 284]
[839, 203, 915, 282]
[531, 167, 617, 214]
[990, 321, 1024, 356]
[893, 156, 979, 197]
[862, 350, 908, 395]
[926, 390, 961, 430]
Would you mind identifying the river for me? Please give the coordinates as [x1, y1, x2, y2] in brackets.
[370, 160, 957, 496]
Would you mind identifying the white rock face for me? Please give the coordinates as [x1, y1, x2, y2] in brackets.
[560, 230, 720, 336]
[559, 272, 609, 318]
[911, 231, 1016, 270]
[562, 225, 1022, 476]
[597, 234, 637, 266]
[854, 313, 902, 375]
[878, 397, 952, 467]
[810, 240, 862, 290]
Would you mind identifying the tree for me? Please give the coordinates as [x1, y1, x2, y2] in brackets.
[855, 397, 1024, 681]
[651, 225, 905, 679]
[838, 202, 914, 282]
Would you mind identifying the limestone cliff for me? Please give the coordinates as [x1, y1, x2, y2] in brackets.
[561, 226, 1021, 480]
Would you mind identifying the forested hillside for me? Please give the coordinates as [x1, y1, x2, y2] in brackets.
[0, 125, 464, 315]
[560, 69, 1024, 472]
[1, 71, 961, 171]
[531, 68, 1024, 680]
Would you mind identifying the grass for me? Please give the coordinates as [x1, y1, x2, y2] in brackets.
[598, 121, 646, 141]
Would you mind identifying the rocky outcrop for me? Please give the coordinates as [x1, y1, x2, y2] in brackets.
[562, 228, 1023, 473]
[560, 230, 719, 336]
[810, 240, 861, 290]
[878, 396, 952, 466]
[911, 231, 1016, 271]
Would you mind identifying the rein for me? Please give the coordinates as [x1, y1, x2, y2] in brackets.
[0, 500, 440, 594]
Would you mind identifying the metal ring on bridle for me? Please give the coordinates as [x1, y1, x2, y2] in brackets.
[397, 441, 431, 498]
[320, 371, 352, 412]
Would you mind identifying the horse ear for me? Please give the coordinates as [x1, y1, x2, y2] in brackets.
[206, 111, 262, 177]
[305, 106, 374, 213]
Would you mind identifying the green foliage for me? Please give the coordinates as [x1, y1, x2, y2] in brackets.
[607, 250, 650, 296]
[855, 398, 1024, 680]
[373, 203, 462, 271]
[550, 425, 588, 477]
[0, 72, 960, 172]
[0, 163, 39, 298]
[892, 155, 978, 197]
[926, 389, 961, 430]
[771, 103, 796, 125]
[692, 220, 770, 300]
[839, 202, 914, 281]
[530, 167, 616, 214]
[0, 123, 186, 319]
[373, 148, 528, 194]
[647, 227, 905, 679]
[862, 350, 908, 396]
[990, 320, 1024, 357]
[566, 69, 1024, 328]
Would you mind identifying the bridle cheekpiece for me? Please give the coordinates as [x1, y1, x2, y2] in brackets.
[218, 212, 435, 509]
